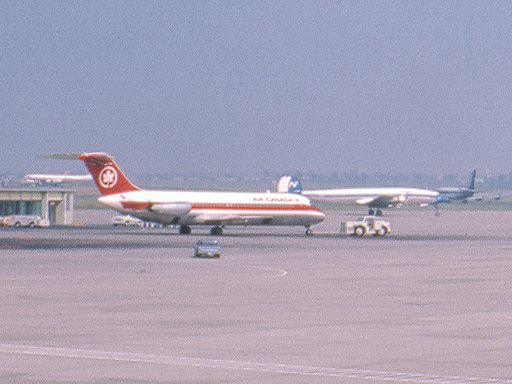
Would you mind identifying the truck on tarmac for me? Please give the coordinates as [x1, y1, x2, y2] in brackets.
[340, 216, 390, 236]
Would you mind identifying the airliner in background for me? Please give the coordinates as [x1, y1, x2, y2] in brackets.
[42, 153, 325, 235]
[277, 175, 439, 216]
[21, 172, 92, 186]
[421, 170, 501, 213]
[429, 170, 478, 205]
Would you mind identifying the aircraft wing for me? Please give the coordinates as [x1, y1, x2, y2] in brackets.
[301, 189, 364, 200]
[302, 190, 407, 207]
[425, 192, 503, 206]
[195, 214, 274, 225]
[354, 195, 406, 208]
[468, 193, 502, 201]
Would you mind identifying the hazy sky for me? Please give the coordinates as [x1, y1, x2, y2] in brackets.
[2, 1, 511, 177]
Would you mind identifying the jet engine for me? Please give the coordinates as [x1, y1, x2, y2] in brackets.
[149, 202, 192, 215]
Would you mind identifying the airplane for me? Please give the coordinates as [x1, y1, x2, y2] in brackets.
[421, 170, 501, 213]
[43, 152, 325, 235]
[433, 170, 477, 204]
[277, 175, 440, 216]
[21, 172, 92, 186]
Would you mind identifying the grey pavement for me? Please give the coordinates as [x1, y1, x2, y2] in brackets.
[0, 209, 511, 383]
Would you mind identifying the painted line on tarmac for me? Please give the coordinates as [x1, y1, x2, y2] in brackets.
[250, 265, 288, 278]
[0, 343, 511, 384]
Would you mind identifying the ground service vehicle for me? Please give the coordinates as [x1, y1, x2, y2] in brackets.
[340, 216, 390, 236]
[1, 215, 50, 228]
[194, 239, 221, 258]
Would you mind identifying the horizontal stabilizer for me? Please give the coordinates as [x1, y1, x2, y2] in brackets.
[40, 151, 138, 195]
[39, 152, 114, 165]
[38, 152, 84, 160]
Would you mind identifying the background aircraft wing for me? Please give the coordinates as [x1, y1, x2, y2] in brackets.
[466, 193, 501, 202]
[301, 190, 362, 199]
[354, 195, 402, 207]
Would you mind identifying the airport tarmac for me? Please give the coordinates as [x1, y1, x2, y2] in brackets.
[0, 209, 511, 383]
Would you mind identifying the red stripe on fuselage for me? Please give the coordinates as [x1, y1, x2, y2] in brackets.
[121, 201, 322, 213]
[190, 203, 323, 212]
[121, 201, 149, 210]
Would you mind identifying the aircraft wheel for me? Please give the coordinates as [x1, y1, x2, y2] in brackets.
[375, 227, 387, 236]
[179, 225, 192, 235]
[354, 226, 365, 236]
[376, 209, 383, 216]
[305, 228, 313, 236]
[210, 226, 223, 236]
[368, 209, 375, 215]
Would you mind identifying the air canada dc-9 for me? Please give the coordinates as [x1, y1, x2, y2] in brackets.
[44, 152, 325, 235]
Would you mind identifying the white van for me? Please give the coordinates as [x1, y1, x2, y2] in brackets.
[1, 215, 50, 228]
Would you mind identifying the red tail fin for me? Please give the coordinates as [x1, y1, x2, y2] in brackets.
[78, 153, 140, 196]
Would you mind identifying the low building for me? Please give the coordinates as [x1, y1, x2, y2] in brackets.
[0, 188, 74, 225]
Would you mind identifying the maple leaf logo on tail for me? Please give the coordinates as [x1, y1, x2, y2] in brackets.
[99, 167, 118, 189]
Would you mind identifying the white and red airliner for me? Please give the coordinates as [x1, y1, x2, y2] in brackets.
[277, 175, 439, 216]
[21, 172, 92, 185]
[73, 152, 325, 235]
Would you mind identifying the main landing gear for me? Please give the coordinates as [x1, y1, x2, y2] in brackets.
[210, 226, 223, 236]
[179, 225, 192, 234]
[178, 225, 224, 235]
[305, 226, 313, 236]
[368, 209, 383, 216]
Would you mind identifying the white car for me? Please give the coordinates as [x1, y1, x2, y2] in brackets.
[2, 215, 50, 228]
[194, 239, 221, 258]
[113, 215, 143, 227]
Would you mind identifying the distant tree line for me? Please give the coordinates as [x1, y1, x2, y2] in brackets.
[135, 171, 512, 191]
[282, 171, 512, 190]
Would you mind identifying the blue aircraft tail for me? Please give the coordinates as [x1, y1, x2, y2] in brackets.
[468, 170, 476, 190]
[276, 176, 302, 194]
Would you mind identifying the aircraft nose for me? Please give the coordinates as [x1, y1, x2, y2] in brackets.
[313, 209, 326, 223]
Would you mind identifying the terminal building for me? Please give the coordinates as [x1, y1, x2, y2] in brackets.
[0, 189, 74, 225]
